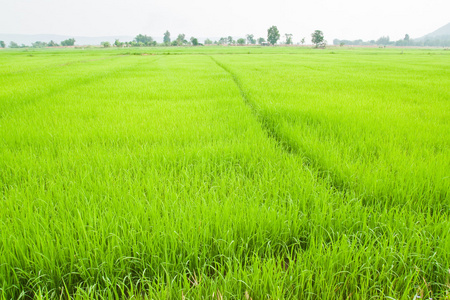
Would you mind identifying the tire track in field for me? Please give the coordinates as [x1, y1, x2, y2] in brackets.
[209, 55, 298, 154]
[0, 56, 160, 120]
[209, 55, 350, 194]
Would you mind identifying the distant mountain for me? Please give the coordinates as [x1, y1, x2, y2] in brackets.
[415, 22, 450, 41]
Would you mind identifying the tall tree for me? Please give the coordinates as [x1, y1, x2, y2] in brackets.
[163, 31, 171, 44]
[177, 34, 186, 45]
[246, 34, 255, 45]
[227, 36, 233, 45]
[190, 37, 199, 46]
[311, 30, 324, 47]
[32, 41, 47, 48]
[376, 36, 390, 45]
[135, 34, 153, 45]
[0, 41, 6, 48]
[285, 33, 293, 45]
[267, 26, 280, 45]
[9, 41, 19, 48]
[61, 38, 75, 46]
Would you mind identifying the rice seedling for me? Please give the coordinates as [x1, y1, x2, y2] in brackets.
[0, 47, 449, 299]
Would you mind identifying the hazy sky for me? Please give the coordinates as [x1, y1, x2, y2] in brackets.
[1, 0, 449, 42]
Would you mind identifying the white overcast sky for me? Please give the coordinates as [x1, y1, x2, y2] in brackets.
[1, 0, 449, 42]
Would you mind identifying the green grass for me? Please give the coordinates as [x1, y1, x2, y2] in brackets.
[0, 47, 449, 299]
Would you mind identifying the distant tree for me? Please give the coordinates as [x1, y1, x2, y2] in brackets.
[237, 38, 246, 45]
[218, 37, 227, 45]
[101, 41, 111, 48]
[163, 30, 171, 44]
[301, 37, 305, 45]
[376, 36, 390, 45]
[171, 40, 178, 46]
[311, 30, 325, 47]
[48, 40, 58, 47]
[285, 33, 293, 45]
[191, 37, 199, 46]
[61, 38, 75, 46]
[267, 26, 280, 45]
[114, 39, 123, 47]
[134, 34, 153, 45]
[32, 41, 47, 48]
[227, 36, 233, 45]
[9, 41, 19, 48]
[246, 34, 256, 44]
[404, 34, 410, 42]
[257, 37, 265, 44]
[0, 41, 5, 48]
[334, 38, 378, 46]
[204, 38, 212, 45]
[177, 34, 186, 45]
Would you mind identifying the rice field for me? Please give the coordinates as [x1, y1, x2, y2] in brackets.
[0, 47, 449, 299]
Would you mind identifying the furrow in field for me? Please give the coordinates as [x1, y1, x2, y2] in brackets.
[209, 55, 349, 196]
[209, 56, 297, 154]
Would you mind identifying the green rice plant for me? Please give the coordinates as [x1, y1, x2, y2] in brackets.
[0, 48, 449, 299]
[211, 51, 450, 209]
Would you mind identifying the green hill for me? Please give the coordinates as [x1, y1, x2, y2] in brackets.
[416, 22, 450, 40]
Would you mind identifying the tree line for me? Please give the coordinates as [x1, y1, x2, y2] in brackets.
[0, 27, 326, 49]
[1, 38, 75, 48]
[108, 27, 326, 48]
[3, 26, 447, 49]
